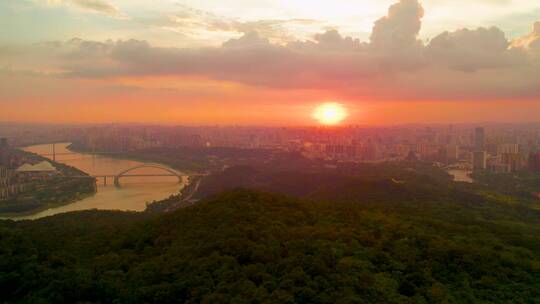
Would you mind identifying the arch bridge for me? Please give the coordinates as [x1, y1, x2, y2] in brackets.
[113, 163, 184, 187]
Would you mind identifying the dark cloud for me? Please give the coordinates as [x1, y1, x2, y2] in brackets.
[426, 27, 527, 71]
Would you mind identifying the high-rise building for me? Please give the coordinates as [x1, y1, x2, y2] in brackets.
[488, 163, 511, 173]
[529, 152, 540, 172]
[498, 144, 519, 154]
[474, 127, 485, 152]
[446, 145, 459, 161]
[0, 138, 10, 167]
[473, 151, 487, 170]
[500, 153, 524, 172]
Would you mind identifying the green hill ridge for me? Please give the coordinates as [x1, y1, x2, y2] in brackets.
[1, 189, 540, 303]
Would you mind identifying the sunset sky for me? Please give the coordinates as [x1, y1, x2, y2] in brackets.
[1, 0, 540, 125]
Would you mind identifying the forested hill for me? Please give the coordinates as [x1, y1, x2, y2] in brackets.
[2, 189, 540, 303]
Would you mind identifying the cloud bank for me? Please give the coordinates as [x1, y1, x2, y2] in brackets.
[7, 0, 540, 102]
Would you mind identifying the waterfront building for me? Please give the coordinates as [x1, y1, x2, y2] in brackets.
[0, 165, 25, 200]
[16, 161, 58, 180]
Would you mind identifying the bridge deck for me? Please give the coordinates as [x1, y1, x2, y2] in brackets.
[66, 174, 180, 178]
[41, 152, 118, 156]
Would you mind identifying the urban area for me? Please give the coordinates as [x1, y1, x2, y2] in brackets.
[2, 123, 540, 204]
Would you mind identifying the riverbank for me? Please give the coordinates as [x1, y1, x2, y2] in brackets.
[67, 143, 209, 211]
[0, 190, 96, 219]
[66, 142, 205, 206]
[3, 143, 189, 220]
[145, 175, 204, 212]
[0, 149, 97, 216]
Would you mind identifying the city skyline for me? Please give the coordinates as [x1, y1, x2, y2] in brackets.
[1, 0, 540, 125]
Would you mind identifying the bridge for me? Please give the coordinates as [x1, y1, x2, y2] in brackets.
[67, 164, 206, 187]
[112, 163, 184, 187]
[66, 163, 208, 187]
[43, 144, 205, 186]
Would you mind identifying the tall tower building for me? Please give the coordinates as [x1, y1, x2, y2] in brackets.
[474, 127, 485, 152]
[0, 138, 9, 167]
[473, 127, 486, 171]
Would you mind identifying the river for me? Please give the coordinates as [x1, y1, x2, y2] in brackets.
[7, 143, 184, 220]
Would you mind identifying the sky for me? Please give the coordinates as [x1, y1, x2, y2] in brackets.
[1, 0, 540, 125]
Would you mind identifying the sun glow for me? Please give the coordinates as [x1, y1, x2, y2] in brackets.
[313, 102, 348, 125]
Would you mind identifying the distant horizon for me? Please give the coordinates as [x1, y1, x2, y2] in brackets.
[2, 120, 540, 129]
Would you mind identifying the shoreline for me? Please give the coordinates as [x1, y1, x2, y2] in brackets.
[0, 147, 97, 219]
[66, 142, 200, 194]
[0, 191, 97, 219]
[66, 142, 207, 203]
[1, 143, 200, 220]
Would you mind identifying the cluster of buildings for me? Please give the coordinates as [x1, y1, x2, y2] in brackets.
[72, 125, 290, 152]
[3, 123, 540, 176]
[68, 125, 540, 174]
[472, 127, 539, 173]
[0, 138, 23, 200]
[0, 165, 22, 200]
[297, 125, 540, 174]
[0, 138, 58, 200]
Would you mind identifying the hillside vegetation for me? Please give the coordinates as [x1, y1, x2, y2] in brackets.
[1, 188, 540, 303]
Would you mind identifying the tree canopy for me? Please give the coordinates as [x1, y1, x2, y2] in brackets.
[1, 187, 540, 303]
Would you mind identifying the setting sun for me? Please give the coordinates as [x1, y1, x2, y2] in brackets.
[313, 102, 348, 125]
